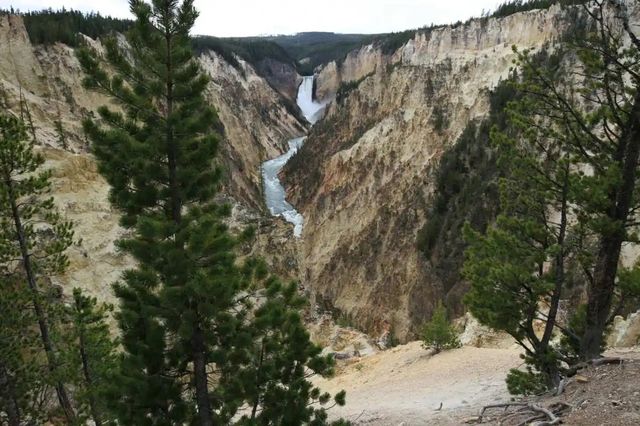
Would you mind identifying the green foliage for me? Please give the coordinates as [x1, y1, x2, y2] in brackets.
[490, 0, 586, 19]
[463, 216, 552, 338]
[192, 36, 297, 74]
[0, 114, 74, 278]
[462, 45, 587, 391]
[0, 113, 77, 421]
[66, 288, 118, 425]
[430, 104, 449, 134]
[8, 8, 133, 47]
[416, 80, 517, 312]
[256, 32, 377, 72]
[54, 116, 67, 149]
[0, 277, 48, 425]
[374, 30, 416, 55]
[335, 72, 373, 104]
[507, 1, 640, 359]
[616, 262, 640, 314]
[465, 0, 640, 390]
[505, 368, 547, 396]
[78, 1, 346, 423]
[421, 302, 460, 353]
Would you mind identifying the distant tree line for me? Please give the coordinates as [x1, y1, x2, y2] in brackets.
[489, 0, 587, 18]
[192, 36, 298, 73]
[0, 8, 133, 47]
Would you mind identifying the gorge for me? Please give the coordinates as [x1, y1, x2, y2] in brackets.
[2, 2, 640, 423]
[261, 75, 325, 237]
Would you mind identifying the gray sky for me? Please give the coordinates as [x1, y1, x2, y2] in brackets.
[5, 0, 503, 37]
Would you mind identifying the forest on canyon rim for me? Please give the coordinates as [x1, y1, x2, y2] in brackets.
[1, 0, 640, 424]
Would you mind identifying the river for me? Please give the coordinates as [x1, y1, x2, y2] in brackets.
[261, 76, 325, 237]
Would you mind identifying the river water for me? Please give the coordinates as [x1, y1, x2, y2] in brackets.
[262, 76, 325, 237]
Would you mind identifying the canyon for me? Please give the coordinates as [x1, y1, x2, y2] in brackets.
[0, 13, 307, 304]
[2, 3, 640, 424]
[2, 3, 640, 346]
[283, 4, 569, 340]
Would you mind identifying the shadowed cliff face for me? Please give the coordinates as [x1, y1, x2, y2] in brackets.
[282, 5, 568, 341]
[0, 14, 305, 305]
[253, 57, 302, 103]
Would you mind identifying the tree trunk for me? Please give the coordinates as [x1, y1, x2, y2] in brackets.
[0, 364, 21, 426]
[162, 17, 212, 424]
[5, 177, 76, 421]
[581, 96, 640, 359]
[192, 326, 213, 426]
[78, 327, 102, 426]
[541, 166, 570, 349]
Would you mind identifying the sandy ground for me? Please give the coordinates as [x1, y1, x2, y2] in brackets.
[315, 342, 522, 425]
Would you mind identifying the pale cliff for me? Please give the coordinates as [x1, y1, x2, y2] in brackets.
[0, 14, 305, 305]
[283, 5, 569, 340]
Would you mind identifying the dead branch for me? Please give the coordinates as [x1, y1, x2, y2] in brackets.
[516, 414, 545, 426]
[554, 378, 569, 396]
[478, 401, 571, 425]
[565, 357, 624, 377]
[528, 404, 560, 425]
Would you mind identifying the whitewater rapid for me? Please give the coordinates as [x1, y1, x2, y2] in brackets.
[262, 75, 325, 237]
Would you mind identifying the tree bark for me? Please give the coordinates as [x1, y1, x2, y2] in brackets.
[541, 166, 570, 350]
[163, 16, 212, 424]
[4, 177, 76, 422]
[192, 325, 213, 426]
[0, 364, 21, 426]
[78, 326, 102, 426]
[581, 95, 640, 359]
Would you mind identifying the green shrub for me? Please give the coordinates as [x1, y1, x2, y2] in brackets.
[421, 302, 461, 353]
[431, 104, 449, 134]
[506, 368, 548, 395]
[335, 72, 374, 104]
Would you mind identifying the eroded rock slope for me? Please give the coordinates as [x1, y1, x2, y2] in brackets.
[0, 14, 305, 304]
[283, 5, 568, 340]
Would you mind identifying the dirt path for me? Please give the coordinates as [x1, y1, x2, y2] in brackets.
[315, 342, 522, 425]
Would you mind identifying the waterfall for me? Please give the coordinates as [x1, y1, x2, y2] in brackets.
[296, 75, 326, 124]
[261, 75, 325, 237]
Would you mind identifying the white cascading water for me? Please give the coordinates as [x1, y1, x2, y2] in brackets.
[262, 76, 325, 237]
[296, 75, 326, 125]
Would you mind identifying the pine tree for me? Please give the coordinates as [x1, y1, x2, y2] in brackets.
[420, 302, 460, 354]
[236, 275, 347, 424]
[67, 288, 118, 426]
[78, 1, 346, 423]
[0, 113, 76, 421]
[500, 0, 640, 359]
[463, 47, 580, 390]
[0, 276, 48, 426]
[18, 86, 37, 142]
[54, 110, 68, 150]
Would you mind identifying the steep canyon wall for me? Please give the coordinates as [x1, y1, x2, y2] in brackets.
[0, 14, 305, 304]
[283, 5, 568, 340]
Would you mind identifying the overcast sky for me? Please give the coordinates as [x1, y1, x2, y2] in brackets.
[5, 0, 504, 37]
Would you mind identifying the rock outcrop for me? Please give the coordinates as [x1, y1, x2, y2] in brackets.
[283, 5, 569, 340]
[0, 14, 305, 305]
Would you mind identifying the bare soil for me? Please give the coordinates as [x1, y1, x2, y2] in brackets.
[316, 343, 640, 425]
[315, 342, 522, 425]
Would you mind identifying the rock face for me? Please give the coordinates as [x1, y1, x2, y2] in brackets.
[609, 312, 640, 348]
[0, 14, 305, 305]
[314, 44, 396, 101]
[283, 6, 567, 341]
[253, 57, 303, 103]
